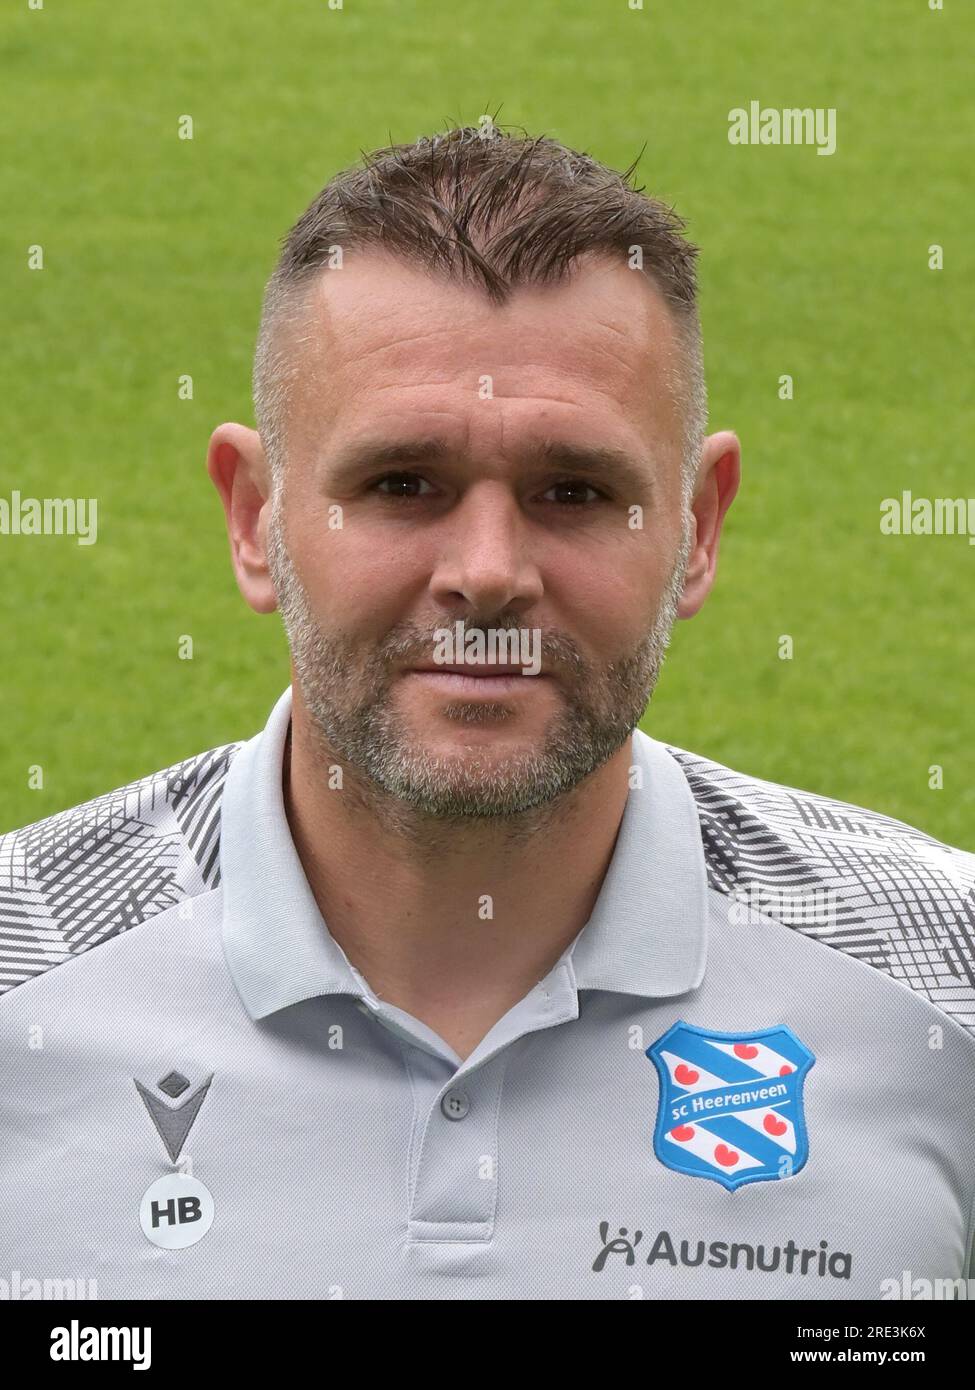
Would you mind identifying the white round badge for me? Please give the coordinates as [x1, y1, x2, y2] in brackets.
[140, 1173, 214, 1248]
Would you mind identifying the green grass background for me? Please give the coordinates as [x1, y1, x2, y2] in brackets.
[1, 0, 972, 846]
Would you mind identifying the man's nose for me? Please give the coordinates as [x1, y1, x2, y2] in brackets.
[426, 482, 544, 616]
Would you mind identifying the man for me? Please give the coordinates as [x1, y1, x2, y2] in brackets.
[2, 127, 973, 1301]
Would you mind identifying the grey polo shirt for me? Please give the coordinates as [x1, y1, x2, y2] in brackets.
[1, 685, 974, 1300]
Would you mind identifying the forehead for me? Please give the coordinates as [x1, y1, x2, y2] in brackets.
[285, 248, 685, 452]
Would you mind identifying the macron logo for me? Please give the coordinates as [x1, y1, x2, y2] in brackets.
[50, 1321, 150, 1371]
[135, 1070, 213, 1164]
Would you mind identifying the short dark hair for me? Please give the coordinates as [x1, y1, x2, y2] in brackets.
[253, 123, 706, 499]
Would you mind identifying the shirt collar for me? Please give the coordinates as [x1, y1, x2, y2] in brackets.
[220, 685, 708, 1021]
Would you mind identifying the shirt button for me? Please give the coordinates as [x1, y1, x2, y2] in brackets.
[440, 1089, 471, 1120]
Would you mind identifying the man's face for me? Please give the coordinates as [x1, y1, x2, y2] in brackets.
[266, 249, 693, 819]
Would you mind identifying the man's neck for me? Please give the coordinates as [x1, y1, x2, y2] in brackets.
[281, 709, 635, 1059]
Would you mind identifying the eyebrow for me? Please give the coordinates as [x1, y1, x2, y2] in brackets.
[327, 436, 654, 498]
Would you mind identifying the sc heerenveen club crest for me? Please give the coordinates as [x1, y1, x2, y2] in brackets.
[647, 1021, 816, 1191]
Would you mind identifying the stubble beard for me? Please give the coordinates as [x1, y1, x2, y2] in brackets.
[266, 498, 691, 826]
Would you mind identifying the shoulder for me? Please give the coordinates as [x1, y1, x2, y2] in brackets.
[662, 739, 975, 1035]
[0, 739, 246, 997]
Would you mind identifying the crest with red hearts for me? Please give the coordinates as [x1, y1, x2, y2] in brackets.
[646, 1020, 815, 1191]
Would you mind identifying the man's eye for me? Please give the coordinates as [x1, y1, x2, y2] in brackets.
[372, 472, 436, 498]
[540, 479, 606, 506]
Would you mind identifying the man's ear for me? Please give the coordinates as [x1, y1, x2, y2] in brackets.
[206, 422, 278, 614]
[677, 430, 741, 619]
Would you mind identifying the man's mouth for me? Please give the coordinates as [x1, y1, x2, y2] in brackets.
[403, 664, 550, 696]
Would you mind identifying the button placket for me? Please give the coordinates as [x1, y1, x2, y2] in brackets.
[406, 1057, 508, 1237]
